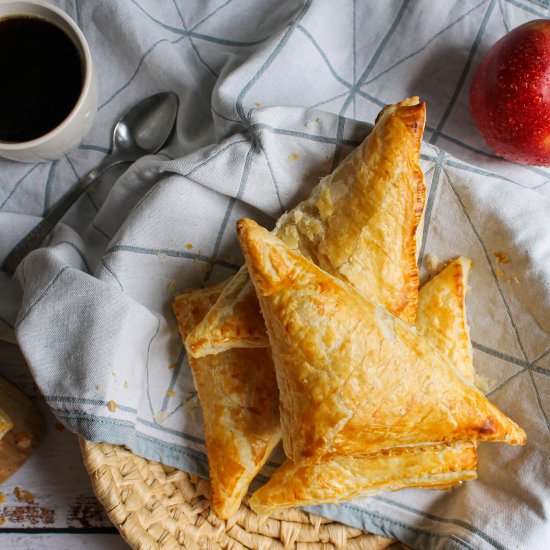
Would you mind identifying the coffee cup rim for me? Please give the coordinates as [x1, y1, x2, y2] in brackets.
[0, 0, 95, 150]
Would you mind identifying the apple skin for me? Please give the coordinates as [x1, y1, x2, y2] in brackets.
[470, 19, 550, 166]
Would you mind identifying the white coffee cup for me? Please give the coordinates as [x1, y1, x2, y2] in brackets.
[0, 0, 97, 162]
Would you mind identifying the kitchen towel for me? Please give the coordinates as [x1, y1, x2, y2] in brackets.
[1, 1, 549, 548]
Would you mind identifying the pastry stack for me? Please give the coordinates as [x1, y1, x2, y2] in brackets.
[173, 98, 526, 520]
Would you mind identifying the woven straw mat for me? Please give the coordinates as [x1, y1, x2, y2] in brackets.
[80, 439, 405, 549]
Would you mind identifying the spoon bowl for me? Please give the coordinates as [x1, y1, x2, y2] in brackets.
[112, 92, 179, 159]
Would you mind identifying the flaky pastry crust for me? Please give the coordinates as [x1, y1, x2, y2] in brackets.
[187, 97, 426, 357]
[416, 257, 474, 382]
[249, 442, 477, 515]
[249, 255, 479, 513]
[238, 219, 525, 463]
[173, 286, 281, 519]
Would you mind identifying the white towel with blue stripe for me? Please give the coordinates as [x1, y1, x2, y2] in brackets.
[1, 1, 549, 548]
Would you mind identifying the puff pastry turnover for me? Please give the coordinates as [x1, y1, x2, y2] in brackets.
[237, 218, 526, 463]
[249, 257, 478, 513]
[187, 97, 426, 357]
[249, 442, 477, 515]
[416, 256, 474, 382]
[173, 286, 281, 519]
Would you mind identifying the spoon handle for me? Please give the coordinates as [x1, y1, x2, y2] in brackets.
[2, 158, 122, 274]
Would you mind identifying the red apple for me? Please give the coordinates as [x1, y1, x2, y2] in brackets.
[470, 19, 550, 166]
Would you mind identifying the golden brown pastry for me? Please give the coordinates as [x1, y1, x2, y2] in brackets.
[249, 257, 478, 514]
[173, 286, 281, 519]
[0, 407, 13, 440]
[416, 257, 474, 382]
[176, 258, 475, 518]
[237, 218, 525, 463]
[187, 97, 426, 357]
[249, 442, 477, 515]
[186, 265, 265, 356]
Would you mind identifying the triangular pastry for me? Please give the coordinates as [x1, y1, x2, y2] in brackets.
[416, 257, 474, 382]
[237, 218, 525, 463]
[173, 286, 281, 519]
[187, 97, 426, 357]
[249, 258, 478, 514]
[186, 265, 265, 355]
[249, 442, 477, 515]
[182, 238, 478, 517]
[175, 259, 474, 519]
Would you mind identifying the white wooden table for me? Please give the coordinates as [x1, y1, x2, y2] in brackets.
[0, 340, 128, 549]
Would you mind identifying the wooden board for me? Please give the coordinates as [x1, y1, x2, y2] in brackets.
[0, 340, 126, 548]
[0, 372, 46, 484]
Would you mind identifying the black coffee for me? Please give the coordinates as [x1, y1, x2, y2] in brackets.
[0, 15, 83, 143]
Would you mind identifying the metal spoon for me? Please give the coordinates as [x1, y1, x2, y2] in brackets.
[3, 91, 179, 274]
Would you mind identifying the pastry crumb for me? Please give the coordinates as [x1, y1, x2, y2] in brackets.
[315, 116, 322, 123]
[507, 276, 519, 284]
[166, 390, 175, 398]
[107, 400, 117, 412]
[0, 517, 5, 526]
[0, 407, 12, 436]
[185, 243, 193, 250]
[167, 280, 177, 293]
[492, 252, 509, 264]
[156, 251, 167, 262]
[424, 253, 440, 273]
[96, 384, 101, 391]
[14, 432, 32, 449]
[289, 152, 300, 162]
[495, 269, 504, 278]
[304, 121, 314, 130]
[0, 493, 6, 505]
[153, 411, 167, 424]
[168, 363, 177, 370]
[14, 487, 34, 503]
[123, 380, 129, 389]
[474, 374, 493, 394]
[254, 101, 261, 107]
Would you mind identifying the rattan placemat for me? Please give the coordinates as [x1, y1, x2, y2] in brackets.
[80, 439, 403, 549]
